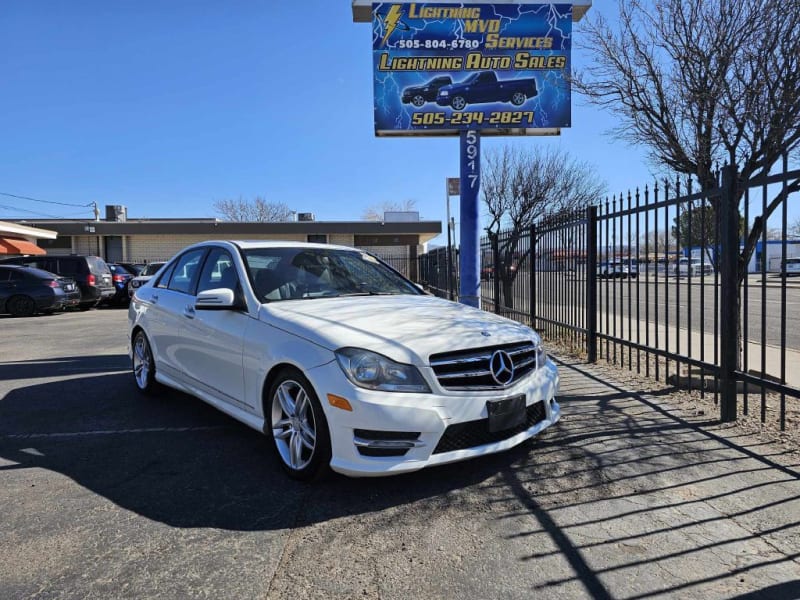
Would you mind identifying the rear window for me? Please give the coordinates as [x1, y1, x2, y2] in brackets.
[87, 256, 111, 274]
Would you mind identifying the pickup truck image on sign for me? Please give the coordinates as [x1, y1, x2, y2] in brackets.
[401, 76, 453, 107]
[436, 71, 538, 111]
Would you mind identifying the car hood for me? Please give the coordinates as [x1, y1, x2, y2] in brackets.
[258, 294, 539, 366]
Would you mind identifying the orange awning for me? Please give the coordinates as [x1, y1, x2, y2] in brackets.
[0, 236, 46, 256]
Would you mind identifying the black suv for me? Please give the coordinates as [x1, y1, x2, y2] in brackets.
[0, 255, 115, 310]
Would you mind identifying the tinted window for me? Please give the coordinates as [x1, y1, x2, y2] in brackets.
[109, 264, 132, 275]
[166, 249, 206, 295]
[87, 257, 111, 274]
[197, 248, 237, 294]
[155, 262, 176, 289]
[56, 258, 81, 275]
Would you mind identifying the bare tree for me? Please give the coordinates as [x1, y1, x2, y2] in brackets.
[790, 217, 800, 239]
[362, 199, 417, 221]
[639, 229, 677, 261]
[574, 0, 800, 274]
[574, 0, 800, 369]
[482, 145, 605, 308]
[213, 197, 294, 222]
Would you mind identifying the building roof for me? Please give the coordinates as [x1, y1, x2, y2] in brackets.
[0, 220, 57, 240]
[13, 218, 443, 244]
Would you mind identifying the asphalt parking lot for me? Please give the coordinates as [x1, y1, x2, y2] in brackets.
[1, 308, 799, 599]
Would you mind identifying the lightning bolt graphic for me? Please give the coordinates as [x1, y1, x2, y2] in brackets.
[380, 5, 403, 47]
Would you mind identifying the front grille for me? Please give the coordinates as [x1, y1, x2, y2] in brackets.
[430, 341, 539, 390]
[433, 402, 546, 454]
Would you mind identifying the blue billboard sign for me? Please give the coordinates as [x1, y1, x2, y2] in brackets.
[372, 3, 572, 135]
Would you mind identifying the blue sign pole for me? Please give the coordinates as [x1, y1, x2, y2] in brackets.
[459, 130, 480, 308]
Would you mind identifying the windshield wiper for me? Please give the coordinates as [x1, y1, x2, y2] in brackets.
[338, 291, 398, 296]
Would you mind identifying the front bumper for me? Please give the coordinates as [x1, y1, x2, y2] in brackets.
[306, 358, 560, 477]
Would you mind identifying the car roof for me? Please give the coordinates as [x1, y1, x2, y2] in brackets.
[207, 240, 360, 253]
[0, 264, 58, 278]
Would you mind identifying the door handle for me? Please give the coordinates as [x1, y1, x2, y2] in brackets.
[183, 305, 195, 319]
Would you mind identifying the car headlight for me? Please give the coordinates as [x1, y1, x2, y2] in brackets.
[439, 90, 449, 96]
[131, 280, 140, 288]
[335, 348, 430, 393]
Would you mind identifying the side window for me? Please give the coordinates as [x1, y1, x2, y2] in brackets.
[21, 258, 43, 270]
[155, 262, 177, 289]
[197, 248, 238, 294]
[57, 259, 79, 275]
[167, 249, 206, 295]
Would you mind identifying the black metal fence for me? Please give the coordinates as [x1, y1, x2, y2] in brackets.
[415, 161, 800, 429]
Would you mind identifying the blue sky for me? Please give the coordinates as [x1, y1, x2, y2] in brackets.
[0, 1, 690, 242]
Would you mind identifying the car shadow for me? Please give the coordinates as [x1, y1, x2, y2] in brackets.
[0, 354, 130, 381]
[0, 360, 525, 532]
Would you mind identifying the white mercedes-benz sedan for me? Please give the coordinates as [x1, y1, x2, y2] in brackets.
[128, 241, 560, 479]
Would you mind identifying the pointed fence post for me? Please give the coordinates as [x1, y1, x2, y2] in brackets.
[586, 205, 598, 363]
[719, 165, 739, 422]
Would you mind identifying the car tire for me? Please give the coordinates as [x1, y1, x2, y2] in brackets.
[78, 300, 95, 311]
[132, 330, 161, 396]
[451, 96, 467, 111]
[267, 368, 331, 481]
[411, 94, 425, 107]
[7, 294, 36, 317]
[511, 91, 526, 106]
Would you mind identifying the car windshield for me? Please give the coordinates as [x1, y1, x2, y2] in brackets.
[243, 247, 420, 302]
[141, 262, 165, 276]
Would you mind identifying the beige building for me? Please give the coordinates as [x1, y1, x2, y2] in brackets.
[13, 206, 442, 277]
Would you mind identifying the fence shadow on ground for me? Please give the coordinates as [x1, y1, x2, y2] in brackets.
[495, 357, 800, 599]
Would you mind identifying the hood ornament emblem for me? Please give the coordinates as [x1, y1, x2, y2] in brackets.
[481, 330, 491, 337]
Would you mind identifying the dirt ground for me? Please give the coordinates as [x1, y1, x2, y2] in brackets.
[546, 337, 800, 463]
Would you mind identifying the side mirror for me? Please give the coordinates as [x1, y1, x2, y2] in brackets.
[196, 288, 237, 310]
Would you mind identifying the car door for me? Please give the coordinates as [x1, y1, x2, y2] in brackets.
[146, 248, 207, 385]
[0, 267, 13, 311]
[470, 72, 493, 103]
[177, 247, 252, 410]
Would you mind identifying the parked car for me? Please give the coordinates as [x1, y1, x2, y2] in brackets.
[401, 75, 453, 107]
[0, 255, 115, 310]
[436, 71, 538, 111]
[782, 257, 800, 276]
[128, 241, 560, 480]
[672, 258, 714, 277]
[0, 264, 80, 316]
[127, 262, 166, 298]
[598, 260, 638, 279]
[107, 263, 136, 306]
[116, 262, 145, 276]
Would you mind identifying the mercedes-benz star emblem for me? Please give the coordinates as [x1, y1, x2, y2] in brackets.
[489, 350, 515, 386]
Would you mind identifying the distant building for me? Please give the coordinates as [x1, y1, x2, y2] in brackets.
[0, 220, 57, 257]
[11, 206, 442, 278]
[747, 239, 800, 273]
